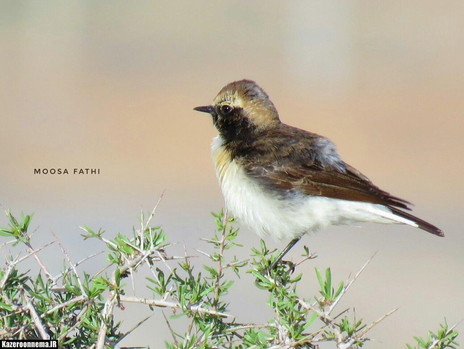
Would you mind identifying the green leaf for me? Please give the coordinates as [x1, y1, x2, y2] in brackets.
[199, 285, 216, 297]
[306, 312, 318, 328]
[0, 229, 14, 237]
[8, 210, 19, 227]
[115, 268, 121, 287]
[315, 267, 324, 289]
[325, 268, 332, 295]
[0, 301, 13, 311]
[203, 265, 217, 277]
[334, 281, 344, 298]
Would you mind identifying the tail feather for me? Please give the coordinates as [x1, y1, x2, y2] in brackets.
[389, 207, 444, 237]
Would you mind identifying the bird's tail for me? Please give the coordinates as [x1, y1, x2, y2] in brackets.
[387, 207, 444, 237]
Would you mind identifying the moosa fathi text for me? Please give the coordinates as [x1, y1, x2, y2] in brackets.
[34, 168, 100, 175]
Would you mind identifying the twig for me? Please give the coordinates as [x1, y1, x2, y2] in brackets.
[162, 310, 178, 345]
[0, 206, 54, 283]
[338, 308, 398, 349]
[96, 229, 169, 348]
[223, 323, 274, 333]
[96, 291, 118, 348]
[22, 287, 50, 339]
[195, 249, 211, 258]
[91, 262, 113, 281]
[357, 308, 398, 338]
[0, 238, 17, 248]
[1, 242, 53, 290]
[213, 209, 228, 309]
[51, 230, 86, 296]
[0, 259, 16, 290]
[143, 192, 165, 231]
[297, 297, 346, 346]
[23, 241, 54, 283]
[427, 320, 462, 349]
[328, 251, 377, 315]
[154, 249, 174, 273]
[119, 295, 233, 318]
[16, 241, 55, 264]
[41, 295, 86, 318]
[137, 192, 165, 248]
[52, 251, 105, 282]
[58, 306, 89, 342]
[294, 247, 318, 267]
[115, 315, 152, 345]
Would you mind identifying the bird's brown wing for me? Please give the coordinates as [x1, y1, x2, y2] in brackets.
[245, 159, 447, 237]
[237, 125, 445, 236]
[241, 127, 411, 210]
[245, 160, 411, 210]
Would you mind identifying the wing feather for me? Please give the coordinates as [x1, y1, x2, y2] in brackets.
[233, 123, 443, 236]
[241, 125, 411, 210]
[246, 163, 411, 210]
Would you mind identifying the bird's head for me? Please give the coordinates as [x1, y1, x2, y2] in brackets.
[194, 80, 280, 142]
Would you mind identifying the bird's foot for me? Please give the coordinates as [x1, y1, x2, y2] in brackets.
[257, 259, 296, 281]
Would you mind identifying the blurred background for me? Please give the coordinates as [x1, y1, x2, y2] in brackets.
[1, 1, 463, 347]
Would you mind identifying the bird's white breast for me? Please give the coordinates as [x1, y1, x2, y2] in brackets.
[211, 135, 416, 240]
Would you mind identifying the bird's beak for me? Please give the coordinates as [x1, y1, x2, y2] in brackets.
[193, 105, 214, 114]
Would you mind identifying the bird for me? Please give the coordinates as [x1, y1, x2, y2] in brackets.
[194, 79, 444, 266]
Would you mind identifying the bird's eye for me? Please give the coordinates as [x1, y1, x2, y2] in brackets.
[220, 104, 233, 115]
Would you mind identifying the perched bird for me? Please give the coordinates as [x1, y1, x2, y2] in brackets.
[194, 79, 443, 265]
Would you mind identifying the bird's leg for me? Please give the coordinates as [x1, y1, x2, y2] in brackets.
[269, 236, 301, 271]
